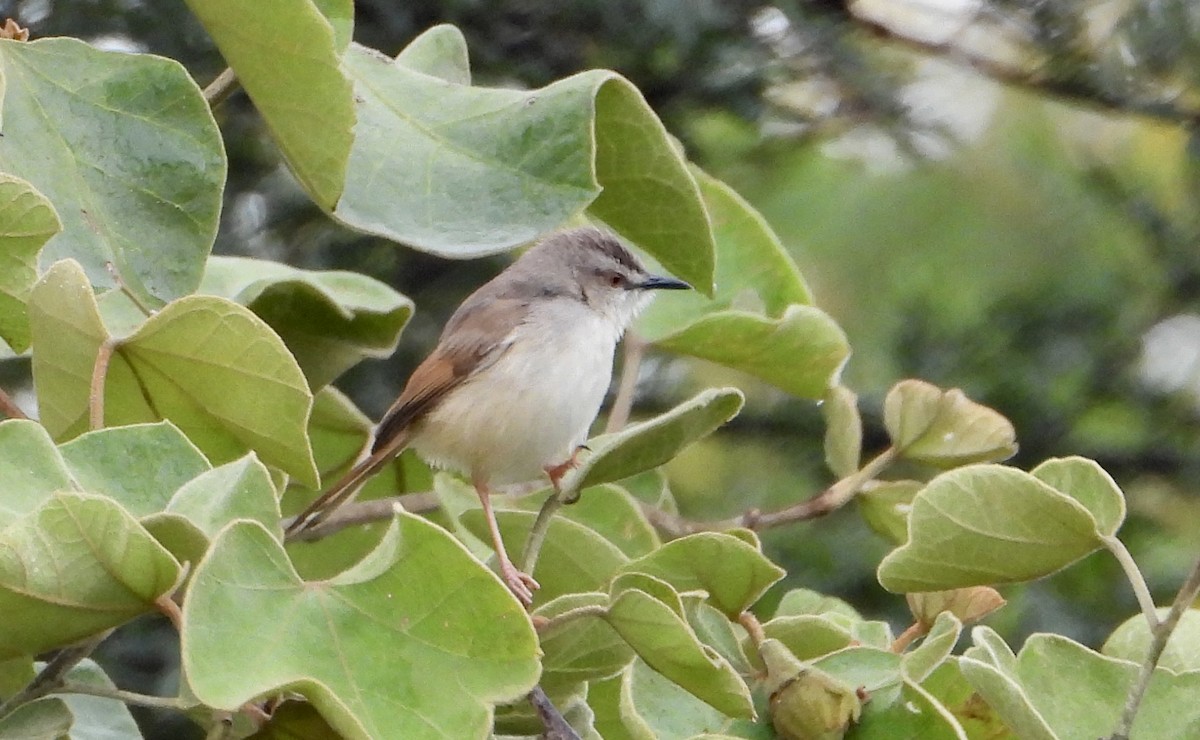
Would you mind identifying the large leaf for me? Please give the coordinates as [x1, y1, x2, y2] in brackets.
[0, 492, 181, 659]
[0, 37, 224, 307]
[28, 261, 318, 486]
[182, 517, 539, 740]
[1030, 456, 1126, 538]
[535, 593, 634, 692]
[883, 380, 1017, 466]
[877, 465, 1105, 592]
[1103, 608, 1200, 673]
[201, 256, 413, 388]
[567, 387, 744, 490]
[0, 174, 61, 352]
[183, 0, 353, 209]
[0, 419, 73, 528]
[333, 35, 714, 292]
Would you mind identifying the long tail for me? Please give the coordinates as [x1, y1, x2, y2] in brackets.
[284, 429, 411, 539]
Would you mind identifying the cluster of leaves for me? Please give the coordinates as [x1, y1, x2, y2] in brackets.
[0, 3, 1196, 740]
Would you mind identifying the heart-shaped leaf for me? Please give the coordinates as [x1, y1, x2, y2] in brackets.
[183, 0, 353, 209]
[0, 37, 224, 307]
[1031, 456, 1126, 538]
[883, 380, 1017, 466]
[0, 492, 181, 659]
[334, 37, 714, 292]
[164, 455, 280, 539]
[877, 465, 1103, 592]
[201, 256, 413, 389]
[182, 516, 539, 740]
[0, 174, 61, 353]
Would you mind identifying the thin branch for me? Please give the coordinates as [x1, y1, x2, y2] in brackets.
[1109, 555, 1200, 740]
[89, 339, 117, 430]
[520, 492, 565, 574]
[203, 68, 240, 109]
[282, 491, 438, 541]
[0, 386, 28, 420]
[642, 446, 899, 538]
[0, 632, 109, 718]
[605, 333, 645, 434]
[537, 604, 608, 633]
[527, 685, 581, 740]
[53, 682, 190, 711]
[891, 622, 927, 653]
[1103, 535, 1160, 630]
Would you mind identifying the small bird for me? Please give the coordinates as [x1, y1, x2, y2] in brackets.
[286, 227, 690, 604]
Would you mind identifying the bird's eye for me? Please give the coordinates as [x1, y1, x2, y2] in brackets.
[608, 272, 624, 288]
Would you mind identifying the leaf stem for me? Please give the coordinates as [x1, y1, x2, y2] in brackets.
[89, 339, 117, 430]
[605, 333, 645, 434]
[0, 632, 109, 718]
[203, 67, 240, 108]
[538, 604, 608, 632]
[0, 386, 28, 420]
[52, 682, 190, 711]
[890, 622, 927, 653]
[738, 611, 766, 649]
[1103, 535, 1160, 630]
[521, 493, 565, 575]
[643, 446, 899, 538]
[1109, 555, 1200, 740]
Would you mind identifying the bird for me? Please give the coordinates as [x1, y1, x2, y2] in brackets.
[285, 226, 691, 605]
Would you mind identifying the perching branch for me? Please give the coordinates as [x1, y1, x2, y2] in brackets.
[527, 686, 582, 740]
[1108, 555, 1200, 740]
[203, 67, 240, 108]
[52, 682, 191, 711]
[0, 386, 27, 420]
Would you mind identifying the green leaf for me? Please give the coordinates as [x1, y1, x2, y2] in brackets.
[310, 0, 353, 51]
[857, 480, 922, 545]
[619, 532, 785, 618]
[760, 615, 855, 662]
[852, 678, 968, 740]
[31, 263, 318, 486]
[0, 174, 61, 353]
[568, 388, 744, 490]
[26, 260, 109, 440]
[921, 659, 1011, 739]
[183, 0, 353, 209]
[248, 700, 341, 740]
[0, 698, 73, 738]
[964, 630, 1200, 739]
[811, 646, 903, 699]
[883, 380, 1017, 466]
[461, 509, 629, 605]
[394, 24, 470, 84]
[201, 256, 413, 389]
[182, 517, 540, 740]
[535, 592, 633, 691]
[822, 386, 862, 478]
[56, 659, 142, 740]
[627, 659, 733, 738]
[654, 306, 849, 399]
[0, 419, 73, 529]
[772, 588, 861, 621]
[547, 484, 660, 558]
[606, 590, 754, 719]
[0, 656, 34, 698]
[0, 37, 224, 308]
[1103, 608, 1200, 673]
[334, 42, 715, 292]
[1030, 456, 1126, 538]
[638, 166, 810, 339]
[902, 612, 962, 683]
[0, 492, 180, 659]
[60, 422, 210, 517]
[877, 465, 1103, 593]
[588, 668, 656, 740]
[684, 600, 754, 676]
[165, 455, 281, 539]
[610, 573, 687, 618]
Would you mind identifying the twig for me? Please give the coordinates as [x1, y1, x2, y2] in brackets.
[52, 682, 190, 711]
[527, 685, 581, 740]
[0, 386, 27, 420]
[89, 339, 118, 430]
[891, 622, 927, 653]
[0, 632, 109, 718]
[282, 491, 438, 541]
[1103, 535, 1160, 630]
[1108, 555, 1200, 740]
[642, 446, 899, 538]
[203, 68, 240, 108]
[605, 333, 645, 434]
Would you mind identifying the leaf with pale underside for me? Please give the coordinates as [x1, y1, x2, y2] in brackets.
[0, 37, 224, 308]
[0, 419, 73, 529]
[0, 492, 181, 660]
[606, 589, 754, 719]
[55, 659, 144, 740]
[884, 380, 1017, 466]
[823, 385, 862, 478]
[566, 388, 744, 491]
[334, 36, 714, 292]
[182, 517, 539, 740]
[1031, 456, 1126, 538]
[201, 256, 413, 389]
[1103, 608, 1200, 673]
[902, 612, 962, 683]
[0, 698, 73, 738]
[183, 0, 353, 209]
[0, 174, 61, 353]
[535, 592, 633, 693]
[877, 465, 1103, 593]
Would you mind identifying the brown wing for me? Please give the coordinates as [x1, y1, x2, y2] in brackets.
[371, 294, 529, 452]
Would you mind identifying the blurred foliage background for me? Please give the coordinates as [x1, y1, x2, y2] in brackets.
[3, 0, 1200, 735]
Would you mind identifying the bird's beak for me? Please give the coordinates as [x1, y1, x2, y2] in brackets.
[636, 274, 691, 291]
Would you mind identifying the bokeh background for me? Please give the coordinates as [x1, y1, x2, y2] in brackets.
[2, 1, 1199, 737]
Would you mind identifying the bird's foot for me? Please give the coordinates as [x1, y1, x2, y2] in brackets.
[499, 559, 540, 606]
[545, 444, 590, 491]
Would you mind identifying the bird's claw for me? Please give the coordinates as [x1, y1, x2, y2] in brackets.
[500, 561, 540, 606]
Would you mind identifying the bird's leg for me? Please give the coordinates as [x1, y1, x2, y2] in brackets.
[474, 477, 539, 606]
[544, 444, 589, 492]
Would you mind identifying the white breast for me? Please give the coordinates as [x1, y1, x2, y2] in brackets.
[410, 300, 621, 486]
